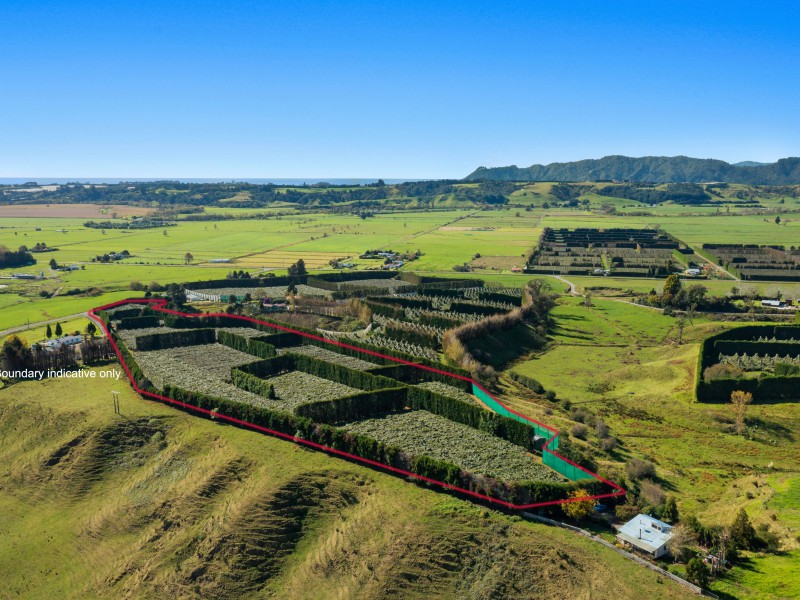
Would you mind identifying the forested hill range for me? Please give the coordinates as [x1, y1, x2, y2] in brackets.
[0, 180, 514, 210]
[1, 177, 799, 212]
[465, 155, 800, 184]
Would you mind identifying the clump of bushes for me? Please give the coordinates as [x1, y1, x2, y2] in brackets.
[626, 457, 656, 480]
[704, 363, 744, 382]
[442, 280, 555, 382]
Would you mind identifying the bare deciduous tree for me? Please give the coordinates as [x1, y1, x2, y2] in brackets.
[731, 390, 753, 435]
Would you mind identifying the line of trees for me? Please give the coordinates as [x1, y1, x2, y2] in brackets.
[443, 280, 555, 381]
[0, 245, 36, 268]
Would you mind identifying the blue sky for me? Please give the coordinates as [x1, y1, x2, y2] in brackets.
[1, 1, 798, 178]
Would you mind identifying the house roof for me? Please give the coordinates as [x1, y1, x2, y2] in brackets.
[616, 514, 673, 553]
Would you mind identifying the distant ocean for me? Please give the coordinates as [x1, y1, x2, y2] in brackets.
[0, 178, 419, 185]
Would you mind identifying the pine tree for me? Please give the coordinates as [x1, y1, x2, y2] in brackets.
[662, 273, 682, 297]
[660, 496, 679, 523]
[55, 322, 63, 337]
[45, 324, 52, 339]
[730, 507, 758, 551]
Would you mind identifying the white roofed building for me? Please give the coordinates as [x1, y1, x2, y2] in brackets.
[616, 514, 674, 558]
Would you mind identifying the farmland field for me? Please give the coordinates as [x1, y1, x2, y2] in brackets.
[0, 203, 153, 218]
[414, 381, 478, 405]
[343, 410, 563, 483]
[278, 345, 379, 370]
[133, 344, 286, 409]
[267, 371, 360, 406]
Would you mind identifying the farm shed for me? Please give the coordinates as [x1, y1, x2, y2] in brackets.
[616, 514, 673, 558]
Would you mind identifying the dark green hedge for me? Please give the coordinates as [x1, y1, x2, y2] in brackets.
[313, 271, 398, 283]
[367, 363, 473, 391]
[256, 331, 304, 348]
[303, 336, 471, 379]
[294, 387, 407, 423]
[290, 353, 399, 391]
[182, 275, 302, 290]
[406, 387, 534, 451]
[117, 315, 161, 329]
[135, 328, 216, 351]
[365, 300, 406, 319]
[383, 322, 440, 349]
[108, 307, 146, 321]
[111, 333, 152, 391]
[449, 301, 508, 316]
[231, 367, 275, 398]
[247, 337, 279, 358]
[697, 375, 800, 403]
[509, 371, 545, 394]
[368, 296, 433, 310]
[217, 330, 249, 352]
[237, 355, 293, 377]
[697, 324, 800, 402]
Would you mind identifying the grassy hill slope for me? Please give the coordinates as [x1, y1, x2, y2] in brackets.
[0, 365, 693, 599]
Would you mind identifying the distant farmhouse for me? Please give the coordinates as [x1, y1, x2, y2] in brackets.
[616, 514, 674, 558]
[42, 335, 83, 351]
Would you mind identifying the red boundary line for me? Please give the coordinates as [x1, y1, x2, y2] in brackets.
[88, 298, 626, 510]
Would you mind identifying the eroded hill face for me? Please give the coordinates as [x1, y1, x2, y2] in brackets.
[0, 369, 693, 599]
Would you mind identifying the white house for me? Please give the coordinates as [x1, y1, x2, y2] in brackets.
[616, 514, 674, 558]
[761, 299, 785, 308]
[684, 268, 702, 277]
[42, 335, 84, 350]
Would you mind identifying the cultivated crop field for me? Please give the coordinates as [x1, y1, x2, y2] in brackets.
[233, 251, 352, 269]
[267, 371, 360, 406]
[133, 344, 285, 409]
[277, 345, 379, 370]
[343, 410, 563, 483]
[528, 228, 683, 277]
[191, 284, 333, 300]
[702, 244, 800, 281]
[414, 381, 478, 405]
[118, 326, 266, 346]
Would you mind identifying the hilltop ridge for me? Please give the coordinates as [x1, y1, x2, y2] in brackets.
[465, 155, 800, 184]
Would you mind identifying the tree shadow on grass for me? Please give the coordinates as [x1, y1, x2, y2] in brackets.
[747, 416, 794, 441]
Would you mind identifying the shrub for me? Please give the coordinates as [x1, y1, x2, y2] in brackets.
[775, 362, 800, 376]
[570, 407, 588, 423]
[570, 424, 588, 440]
[626, 458, 656, 480]
[685, 557, 710, 588]
[508, 371, 544, 394]
[599, 436, 617, 452]
[756, 523, 781, 553]
[704, 363, 744, 382]
[639, 479, 666, 507]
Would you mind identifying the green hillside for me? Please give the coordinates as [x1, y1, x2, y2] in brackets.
[0, 366, 693, 599]
[465, 155, 800, 184]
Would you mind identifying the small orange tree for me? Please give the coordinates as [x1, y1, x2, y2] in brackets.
[561, 488, 595, 521]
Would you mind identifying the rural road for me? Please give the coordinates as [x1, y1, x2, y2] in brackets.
[691, 251, 740, 281]
[0, 312, 89, 339]
[549, 274, 665, 312]
[552, 275, 579, 295]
